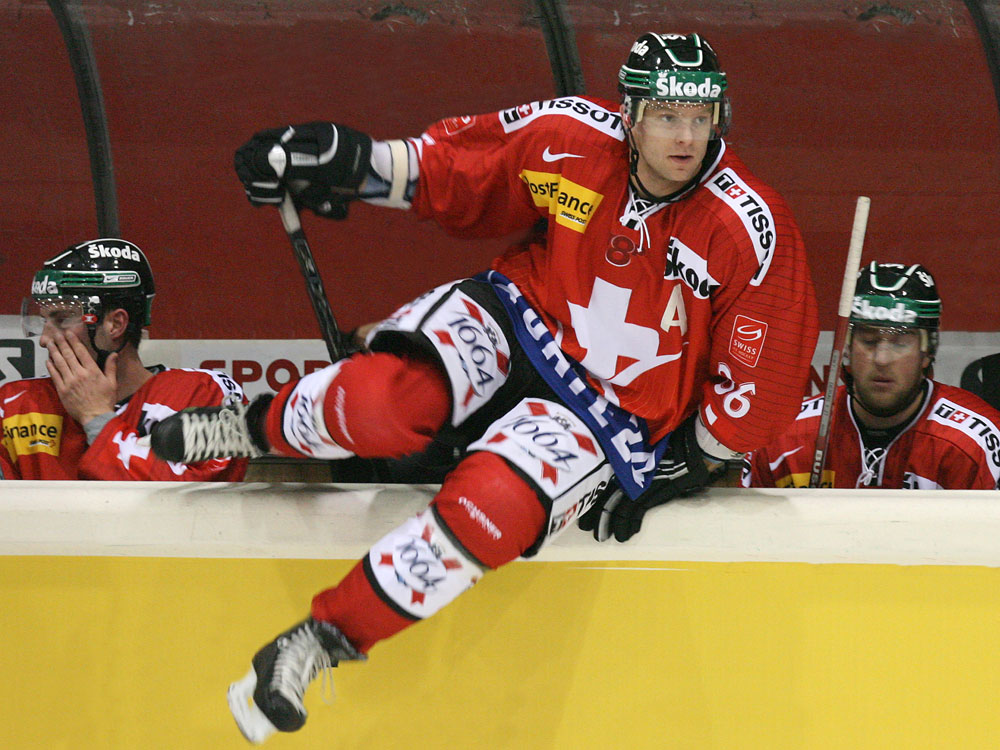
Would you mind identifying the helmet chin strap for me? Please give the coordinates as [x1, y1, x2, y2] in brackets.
[624, 125, 721, 202]
[85, 318, 127, 372]
[625, 129, 662, 201]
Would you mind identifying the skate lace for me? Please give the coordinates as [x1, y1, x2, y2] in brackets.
[273, 628, 336, 708]
[181, 404, 261, 461]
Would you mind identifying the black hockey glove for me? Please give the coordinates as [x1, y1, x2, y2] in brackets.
[577, 412, 726, 543]
[234, 122, 372, 219]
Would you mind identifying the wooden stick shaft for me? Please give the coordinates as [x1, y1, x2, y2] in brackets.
[808, 196, 870, 487]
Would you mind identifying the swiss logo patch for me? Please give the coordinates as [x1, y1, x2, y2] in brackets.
[729, 315, 768, 367]
[443, 115, 475, 135]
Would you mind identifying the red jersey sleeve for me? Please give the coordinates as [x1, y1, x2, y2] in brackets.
[936, 453, 996, 489]
[412, 98, 622, 237]
[696, 172, 819, 454]
[921, 387, 1000, 490]
[77, 369, 248, 481]
[411, 110, 538, 237]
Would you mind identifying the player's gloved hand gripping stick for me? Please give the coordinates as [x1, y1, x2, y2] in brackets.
[234, 122, 371, 217]
[235, 123, 375, 362]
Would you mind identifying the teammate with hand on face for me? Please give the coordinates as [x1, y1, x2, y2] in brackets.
[2, 238, 249, 480]
[152, 32, 817, 743]
[745, 262, 1000, 489]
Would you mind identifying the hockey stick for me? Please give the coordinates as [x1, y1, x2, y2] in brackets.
[277, 193, 347, 362]
[808, 196, 871, 488]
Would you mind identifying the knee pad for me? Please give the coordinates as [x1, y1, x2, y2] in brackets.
[324, 353, 450, 457]
[360, 452, 545, 624]
[265, 353, 450, 459]
[432, 451, 547, 570]
[311, 452, 547, 648]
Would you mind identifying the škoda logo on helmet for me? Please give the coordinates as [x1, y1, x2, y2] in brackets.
[30, 275, 57, 295]
[851, 299, 918, 324]
[654, 75, 722, 100]
[87, 243, 141, 263]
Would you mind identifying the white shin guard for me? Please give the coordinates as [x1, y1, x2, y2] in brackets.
[366, 509, 485, 619]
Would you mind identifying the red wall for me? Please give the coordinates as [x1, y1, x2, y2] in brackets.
[3, 0, 998, 337]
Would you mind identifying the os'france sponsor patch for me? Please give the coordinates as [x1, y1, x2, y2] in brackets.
[443, 115, 475, 135]
[2, 412, 63, 459]
[728, 314, 768, 367]
[519, 169, 603, 234]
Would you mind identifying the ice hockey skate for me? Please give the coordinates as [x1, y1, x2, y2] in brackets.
[150, 395, 272, 463]
[227, 617, 365, 744]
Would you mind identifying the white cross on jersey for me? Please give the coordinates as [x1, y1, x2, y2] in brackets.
[112, 430, 151, 470]
[567, 277, 681, 388]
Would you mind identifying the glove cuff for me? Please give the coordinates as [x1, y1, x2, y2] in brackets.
[694, 411, 744, 463]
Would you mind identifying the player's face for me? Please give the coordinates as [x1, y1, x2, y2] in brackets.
[629, 101, 713, 196]
[849, 326, 929, 421]
[36, 301, 99, 362]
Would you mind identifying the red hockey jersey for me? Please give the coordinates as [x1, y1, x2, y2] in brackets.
[411, 96, 818, 452]
[743, 381, 1000, 490]
[0, 367, 248, 481]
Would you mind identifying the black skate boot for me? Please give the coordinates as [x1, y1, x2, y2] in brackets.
[227, 617, 365, 744]
[150, 394, 273, 463]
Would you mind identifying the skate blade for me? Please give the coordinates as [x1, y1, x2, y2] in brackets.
[227, 667, 279, 745]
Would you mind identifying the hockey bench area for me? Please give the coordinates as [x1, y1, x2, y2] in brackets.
[4, 2, 1000, 748]
[2, 482, 999, 749]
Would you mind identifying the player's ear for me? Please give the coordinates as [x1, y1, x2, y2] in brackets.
[104, 308, 130, 343]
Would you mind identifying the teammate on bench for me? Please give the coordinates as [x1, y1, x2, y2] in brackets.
[5, 238, 248, 480]
[152, 33, 818, 742]
[744, 262, 1000, 489]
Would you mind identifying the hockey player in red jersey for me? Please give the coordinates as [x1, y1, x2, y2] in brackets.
[744, 262, 1000, 490]
[2, 238, 248, 481]
[151, 33, 818, 742]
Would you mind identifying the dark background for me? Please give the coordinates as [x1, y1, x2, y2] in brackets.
[4, 0, 999, 339]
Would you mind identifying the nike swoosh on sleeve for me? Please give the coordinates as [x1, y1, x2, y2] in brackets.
[542, 146, 585, 162]
[768, 446, 803, 472]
